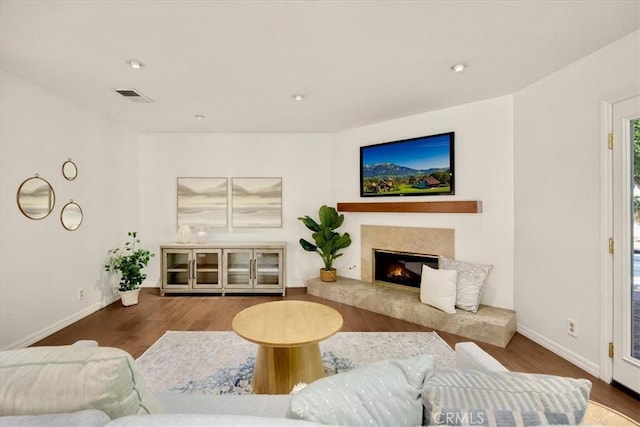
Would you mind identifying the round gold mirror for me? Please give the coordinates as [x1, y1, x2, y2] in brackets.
[62, 158, 78, 181]
[16, 175, 55, 220]
[61, 200, 83, 231]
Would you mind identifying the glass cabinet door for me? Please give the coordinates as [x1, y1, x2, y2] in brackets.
[224, 249, 252, 288]
[193, 249, 222, 289]
[163, 249, 191, 289]
[255, 249, 283, 288]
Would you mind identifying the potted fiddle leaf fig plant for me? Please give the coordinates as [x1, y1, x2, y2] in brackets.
[104, 231, 154, 306]
[298, 205, 352, 282]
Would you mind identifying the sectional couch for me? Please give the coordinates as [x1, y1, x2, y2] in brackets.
[0, 340, 631, 426]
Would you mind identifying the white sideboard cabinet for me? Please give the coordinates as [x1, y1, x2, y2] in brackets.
[160, 242, 286, 296]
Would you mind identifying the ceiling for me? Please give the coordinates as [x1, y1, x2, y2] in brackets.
[1, 1, 639, 133]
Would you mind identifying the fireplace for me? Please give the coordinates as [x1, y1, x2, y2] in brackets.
[361, 225, 454, 283]
[373, 250, 438, 289]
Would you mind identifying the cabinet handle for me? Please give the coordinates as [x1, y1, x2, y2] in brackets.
[191, 259, 195, 280]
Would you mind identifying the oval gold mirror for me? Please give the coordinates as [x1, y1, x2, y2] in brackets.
[16, 175, 55, 220]
[61, 200, 83, 231]
[62, 158, 78, 181]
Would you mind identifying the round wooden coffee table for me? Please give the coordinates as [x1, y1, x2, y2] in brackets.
[232, 300, 343, 394]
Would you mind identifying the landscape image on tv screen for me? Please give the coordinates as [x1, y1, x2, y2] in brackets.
[360, 132, 454, 197]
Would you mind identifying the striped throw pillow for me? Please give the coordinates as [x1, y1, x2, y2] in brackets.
[423, 369, 591, 426]
[0, 345, 160, 419]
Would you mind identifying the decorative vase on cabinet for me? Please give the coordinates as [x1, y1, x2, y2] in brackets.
[195, 228, 208, 244]
[177, 225, 191, 243]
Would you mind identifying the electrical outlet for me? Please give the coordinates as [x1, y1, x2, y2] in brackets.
[567, 318, 577, 338]
[78, 288, 84, 300]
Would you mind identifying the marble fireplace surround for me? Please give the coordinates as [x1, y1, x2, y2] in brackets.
[360, 225, 454, 283]
[307, 225, 517, 347]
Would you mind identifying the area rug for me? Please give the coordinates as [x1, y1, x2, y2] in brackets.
[136, 331, 454, 395]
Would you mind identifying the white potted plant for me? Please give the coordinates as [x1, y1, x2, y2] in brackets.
[104, 231, 154, 306]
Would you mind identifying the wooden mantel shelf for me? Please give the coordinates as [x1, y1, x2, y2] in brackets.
[336, 200, 482, 214]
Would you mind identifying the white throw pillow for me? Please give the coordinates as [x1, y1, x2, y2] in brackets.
[439, 255, 492, 313]
[419, 265, 457, 314]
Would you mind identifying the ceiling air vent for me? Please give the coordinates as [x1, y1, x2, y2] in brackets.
[114, 88, 153, 103]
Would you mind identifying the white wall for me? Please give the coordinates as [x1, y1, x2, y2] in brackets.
[139, 133, 333, 286]
[0, 70, 140, 350]
[139, 98, 515, 309]
[513, 30, 640, 374]
[331, 95, 515, 310]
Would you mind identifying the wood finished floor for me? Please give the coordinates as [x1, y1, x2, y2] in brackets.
[34, 288, 640, 422]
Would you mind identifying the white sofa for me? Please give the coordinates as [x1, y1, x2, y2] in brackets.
[0, 341, 602, 426]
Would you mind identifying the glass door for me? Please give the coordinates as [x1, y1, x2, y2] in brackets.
[163, 249, 191, 290]
[224, 249, 252, 289]
[632, 116, 640, 364]
[193, 249, 222, 289]
[612, 95, 640, 394]
[255, 249, 283, 288]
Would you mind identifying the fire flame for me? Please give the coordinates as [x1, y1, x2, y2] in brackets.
[387, 265, 409, 279]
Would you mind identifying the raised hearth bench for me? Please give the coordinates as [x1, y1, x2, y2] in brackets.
[307, 277, 516, 348]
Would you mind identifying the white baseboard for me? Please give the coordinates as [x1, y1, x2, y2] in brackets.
[1, 294, 120, 351]
[517, 323, 601, 378]
[286, 281, 306, 288]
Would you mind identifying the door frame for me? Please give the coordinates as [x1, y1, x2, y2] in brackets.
[600, 87, 640, 383]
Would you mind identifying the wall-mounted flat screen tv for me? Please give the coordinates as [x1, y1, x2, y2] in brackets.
[360, 132, 454, 197]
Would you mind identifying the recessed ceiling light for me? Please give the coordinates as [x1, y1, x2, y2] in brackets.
[126, 59, 145, 69]
[450, 63, 467, 72]
[195, 114, 205, 120]
[292, 94, 305, 101]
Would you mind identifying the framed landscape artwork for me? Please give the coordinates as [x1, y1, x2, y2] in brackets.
[232, 177, 282, 228]
[177, 177, 228, 228]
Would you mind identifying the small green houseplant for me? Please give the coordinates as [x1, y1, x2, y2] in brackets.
[104, 231, 154, 306]
[298, 205, 352, 282]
